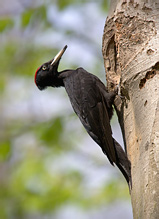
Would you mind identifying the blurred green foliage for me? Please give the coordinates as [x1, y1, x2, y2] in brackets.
[0, 18, 14, 32]
[0, 43, 53, 77]
[0, 141, 11, 161]
[56, 0, 109, 10]
[34, 117, 64, 147]
[21, 6, 51, 28]
[0, 1, 130, 218]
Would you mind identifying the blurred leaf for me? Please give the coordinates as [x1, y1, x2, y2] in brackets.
[34, 117, 63, 147]
[9, 155, 83, 213]
[0, 18, 14, 32]
[21, 6, 50, 28]
[35, 5, 47, 22]
[102, 180, 129, 202]
[58, 0, 74, 10]
[0, 43, 54, 77]
[21, 9, 33, 28]
[0, 75, 6, 94]
[101, 0, 109, 12]
[57, 0, 88, 10]
[0, 141, 11, 161]
[0, 43, 16, 75]
[0, 208, 7, 219]
[79, 179, 129, 209]
[40, 117, 63, 145]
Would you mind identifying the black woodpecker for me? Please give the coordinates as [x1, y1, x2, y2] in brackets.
[35, 45, 131, 187]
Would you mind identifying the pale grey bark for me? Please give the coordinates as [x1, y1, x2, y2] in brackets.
[102, 1, 159, 218]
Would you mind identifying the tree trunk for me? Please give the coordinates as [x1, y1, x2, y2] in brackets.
[102, 1, 159, 218]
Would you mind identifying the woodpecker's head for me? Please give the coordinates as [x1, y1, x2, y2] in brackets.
[34, 45, 67, 90]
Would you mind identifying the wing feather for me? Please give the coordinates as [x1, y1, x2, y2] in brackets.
[64, 68, 116, 164]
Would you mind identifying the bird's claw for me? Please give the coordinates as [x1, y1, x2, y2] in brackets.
[115, 82, 125, 99]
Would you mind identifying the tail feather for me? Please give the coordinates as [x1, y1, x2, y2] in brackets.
[113, 138, 132, 189]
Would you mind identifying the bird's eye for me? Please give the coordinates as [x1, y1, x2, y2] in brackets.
[42, 66, 47, 70]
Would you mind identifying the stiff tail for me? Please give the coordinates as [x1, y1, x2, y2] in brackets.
[113, 138, 132, 189]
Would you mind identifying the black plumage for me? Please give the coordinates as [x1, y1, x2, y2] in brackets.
[35, 45, 131, 187]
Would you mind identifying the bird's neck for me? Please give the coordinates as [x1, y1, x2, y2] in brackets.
[50, 69, 73, 88]
[58, 69, 74, 78]
[56, 69, 74, 85]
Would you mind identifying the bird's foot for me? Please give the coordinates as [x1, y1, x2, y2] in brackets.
[116, 82, 125, 99]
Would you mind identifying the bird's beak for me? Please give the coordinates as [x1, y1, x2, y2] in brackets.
[51, 45, 67, 66]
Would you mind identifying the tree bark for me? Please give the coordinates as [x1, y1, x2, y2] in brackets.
[102, 1, 159, 218]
